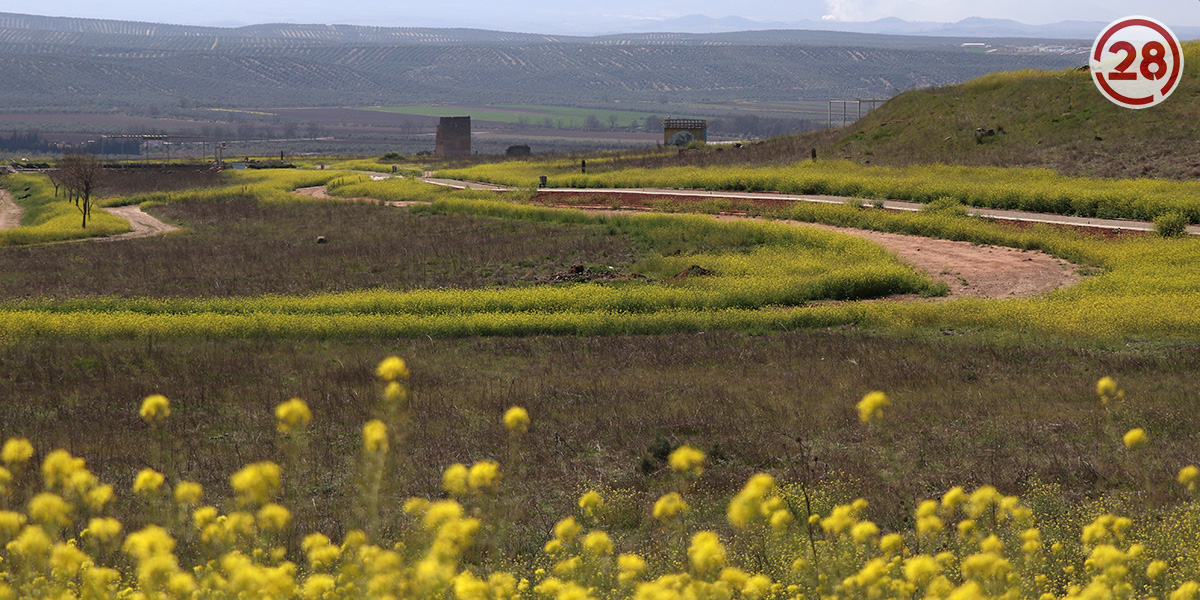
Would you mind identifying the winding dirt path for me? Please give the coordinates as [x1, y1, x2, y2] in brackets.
[298, 184, 1082, 300]
[96, 205, 179, 242]
[0, 189, 22, 230]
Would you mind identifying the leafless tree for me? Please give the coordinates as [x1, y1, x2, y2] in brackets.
[57, 154, 104, 228]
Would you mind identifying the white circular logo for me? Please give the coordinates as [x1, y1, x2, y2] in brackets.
[1090, 16, 1183, 109]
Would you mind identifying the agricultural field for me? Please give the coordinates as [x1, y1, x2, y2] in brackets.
[6, 64, 1200, 598]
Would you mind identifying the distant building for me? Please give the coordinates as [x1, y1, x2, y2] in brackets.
[506, 144, 531, 157]
[663, 118, 707, 146]
[435, 117, 471, 157]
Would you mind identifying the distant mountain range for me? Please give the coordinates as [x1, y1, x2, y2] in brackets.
[614, 15, 1200, 41]
[0, 12, 1087, 111]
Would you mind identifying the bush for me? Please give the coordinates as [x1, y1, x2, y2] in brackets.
[1154, 211, 1189, 238]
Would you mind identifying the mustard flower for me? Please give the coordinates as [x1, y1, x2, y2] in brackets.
[51, 541, 89, 573]
[133, 468, 165, 495]
[1096, 376, 1123, 405]
[257, 503, 292, 532]
[688, 531, 726, 579]
[274, 398, 312, 434]
[383, 381, 408, 405]
[579, 490, 604, 516]
[443, 463, 469, 496]
[376, 356, 410, 381]
[618, 553, 648, 582]
[905, 555, 941, 585]
[362, 420, 388, 453]
[1123, 428, 1148, 449]
[42, 448, 86, 490]
[122, 525, 176, 560]
[1148, 560, 1169, 579]
[86, 517, 122, 543]
[0, 510, 27, 539]
[553, 516, 582, 543]
[668, 445, 705, 475]
[857, 391, 890, 424]
[468, 460, 500, 491]
[2, 437, 33, 466]
[173, 481, 202, 505]
[230, 461, 282, 506]
[29, 492, 71, 528]
[503, 406, 530, 433]
[139, 394, 171, 423]
[1179, 465, 1199, 491]
[85, 484, 114, 511]
[10, 525, 51, 558]
[851, 521, 880, 544]
[303, 574, 337, 599]
[582, 530, 614, 555]
[653, 492, 689, 521]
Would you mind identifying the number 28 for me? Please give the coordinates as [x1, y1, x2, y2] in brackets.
[1108, 40, 1168, 80]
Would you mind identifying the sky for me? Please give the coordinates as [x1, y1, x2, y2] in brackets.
[10, 0, 1200, 33]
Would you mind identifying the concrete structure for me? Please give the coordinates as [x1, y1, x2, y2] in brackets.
[663, 118, 707, 146]
[435, 116, 471, 157]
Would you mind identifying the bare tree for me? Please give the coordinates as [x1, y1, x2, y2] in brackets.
[57, 154, 104, 228]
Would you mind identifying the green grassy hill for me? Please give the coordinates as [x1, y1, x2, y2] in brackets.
[821, 42, 1200, 179]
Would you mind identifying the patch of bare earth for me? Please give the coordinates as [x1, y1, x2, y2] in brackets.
[293, 185, 421, 208]
[0, 189, 21, 230]
[797, 222, 1081, 299]
[536, 204, 1081, 300]
[95, 205, 180, 242]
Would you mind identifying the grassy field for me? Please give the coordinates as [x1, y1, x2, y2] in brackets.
[3, 162, 1200, 599]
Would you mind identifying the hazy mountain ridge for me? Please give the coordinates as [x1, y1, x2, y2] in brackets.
[0, 12, 1084, 111]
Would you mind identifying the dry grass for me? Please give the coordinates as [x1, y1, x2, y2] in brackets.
[0, 197, 637, 299]
[2, 331, 1196, 547]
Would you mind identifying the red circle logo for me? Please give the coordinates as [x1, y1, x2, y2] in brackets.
[1090, 16, 1183, 109]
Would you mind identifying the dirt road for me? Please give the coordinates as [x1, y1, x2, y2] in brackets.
[300, 184, 1082, 300]
[96, 205, 179, 242]
[0, 189, 22, 230]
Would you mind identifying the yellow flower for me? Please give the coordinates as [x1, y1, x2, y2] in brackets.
[668, 445, 705, 475]
[856, 391, 890, 424]
[230, 461, 282, 506]
[1123, 428, 1148, 449]
[29, 492, 71, 528]
[86, 484, 114, 511]
[905, 555, 941, 585]
[0, 510, 28, 539]
[139, 394, 171, 423]
[383, 381, 408, 405]
[579, 490, 604, 516]
[173, 481, 202, 505]
[653, 492, 690, 521]
[582, 530, 613, 555]
[1179, 465, 1199, 491]
[503, 406, 530, 433]
[2, 438, 33, 466]
[275, 398, 312, 434]
[688, 531, 726, 579]
[257, 503, 292, 532]
[42, 449, 86, 490]
[467, 461, 500, 491]
[362, 420, 388, 453]
[122, 525, 176, 560]
[133, 468, 165, 495]
[618, 553, 648, 581]
[1148, 560, 1168, 579]
[1096, 377, 1123, 404]
[376, 356, 410, 381]
[553, 517, 582, 543]
[51, 541, 89, 573]
[851, 521, 880, 544]
[443, 463, 469, 496]
[86, 517, 122, 543]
